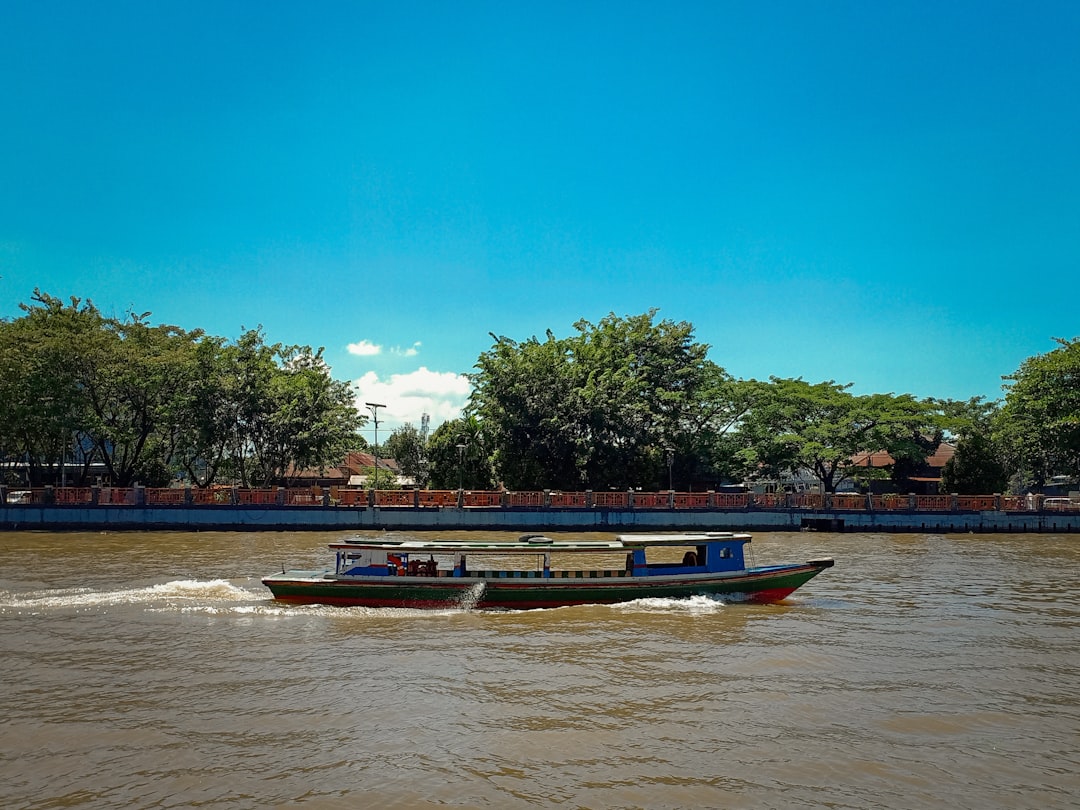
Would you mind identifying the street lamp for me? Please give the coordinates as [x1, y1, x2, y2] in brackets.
[456, 442, 466, 491]
[665, 447, 674, 491]
[365, 402, 386, 489]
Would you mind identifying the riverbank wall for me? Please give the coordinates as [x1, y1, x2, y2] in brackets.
[3, 503, 1078, 533]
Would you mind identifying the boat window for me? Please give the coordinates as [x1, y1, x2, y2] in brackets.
[548, 551, 626, 572]
[642, 546, 701, 567]
[461, 552, 546, 573]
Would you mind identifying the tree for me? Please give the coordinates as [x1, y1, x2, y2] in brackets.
[359, 465, 398, 489]
[941, 432, 1009, 494]
[2, 292, 207, 487]
[998, 337, 1080, 490]
[933, 396, 1002, 439]
[467, 310, 746, 490]
[736, 378, 941, 493]
[425, 417, 494, 489]
[0, 293, 96, 484]
[234, 337, 364, 486]
[82, 314, 202, 486]
[932, 397, 1009, 494]
[382, 423, 429, 487]
[2, 291, 364, 488]
[172, 335, 239, 487]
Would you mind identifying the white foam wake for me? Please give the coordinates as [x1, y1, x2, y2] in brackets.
[0, 579, 260, 612]
[608, 594, 730, 614]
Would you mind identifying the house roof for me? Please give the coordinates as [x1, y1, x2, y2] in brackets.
[343, 451, 400, 474]
[288, 451, 402, 483]
[851, 442, 955, 470]
[924, 442, 956, 467]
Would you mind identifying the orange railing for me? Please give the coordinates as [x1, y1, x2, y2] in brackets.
[54, 487, 94, 505]
[633, 493, 671, 509]
[191, 487, 232, 505]
[549, 492, 588, 507]
[462, 491, 503, 507]
[871, 495, 910, 511]
[100, 487, 137, 505]
[235, 488, 276, 505]
[334, 487, 367, 506]
[673, 492, 710, 509]
[280, 487, 320, 505]
[957, 495, 997, 511]
[417, 490, 458, 507]
[374, 490, 415, 507]
[507, 491, 544, 507]
[792, 493, 825, 509]
[6, 487, 1080, 514]
[752, 493, 787, 509]
[832, 494, 868, 510]
[713, 493, 750, 509]
[145, 488, 186, 505]
[593, 491, 630, 508]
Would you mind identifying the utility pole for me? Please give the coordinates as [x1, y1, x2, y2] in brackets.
[365, 402, 386, 489]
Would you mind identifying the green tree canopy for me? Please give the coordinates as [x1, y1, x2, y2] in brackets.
[0, 292, 98, 484]
[425, 417, 495, 489]
[941, 431, 1009, 494]
[1, 290, 363, 487]
[221, 335, 363, 487]
[998, 337, 1080, 489]
[932, 397, 1009, 495]
[467, 311, 748, 490]
[736, 378, 941, 493]
[382, 423, 429, 487]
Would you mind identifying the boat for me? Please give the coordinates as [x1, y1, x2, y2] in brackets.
[261, 532, 834, 610]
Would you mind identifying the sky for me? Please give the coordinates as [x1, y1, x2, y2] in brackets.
[2, 1, 1078, 440]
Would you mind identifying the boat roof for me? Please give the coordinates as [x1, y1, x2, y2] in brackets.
[330, 532, 751, 552]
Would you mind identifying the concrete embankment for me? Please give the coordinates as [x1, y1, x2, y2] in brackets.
[2, 504, 1078, 533]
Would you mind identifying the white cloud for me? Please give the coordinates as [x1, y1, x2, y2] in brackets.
[346, 340, 382, 357]
[348, 339, 421, 358]
[353, 367, 472, 434]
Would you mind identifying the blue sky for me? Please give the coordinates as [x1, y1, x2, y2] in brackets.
[3, 1, 1078, 436]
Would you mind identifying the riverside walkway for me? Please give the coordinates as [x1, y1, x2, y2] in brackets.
[2, 485, 1078, 533]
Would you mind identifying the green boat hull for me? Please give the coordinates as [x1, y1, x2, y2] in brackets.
[263, 563, 828, 610]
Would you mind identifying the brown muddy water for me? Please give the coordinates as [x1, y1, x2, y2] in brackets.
[1, 530, 1078, 810]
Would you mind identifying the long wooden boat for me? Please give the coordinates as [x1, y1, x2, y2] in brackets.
[262, 532, 834, 610]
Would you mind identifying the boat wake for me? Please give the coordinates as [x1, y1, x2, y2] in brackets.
[455, 582, 486, 611]
[608, 594, 731, 614]
[0, 579, 265, 614]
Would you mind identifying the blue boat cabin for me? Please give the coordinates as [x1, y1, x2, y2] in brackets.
[332, 533, 751, 579]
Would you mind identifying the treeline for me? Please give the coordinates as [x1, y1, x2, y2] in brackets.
[3, 294, 1078, 495]
[399, 313, 1079, 496]
[0, 291, 362, 487]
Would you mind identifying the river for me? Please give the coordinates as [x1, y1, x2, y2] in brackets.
[1, 530, 1077, 809]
